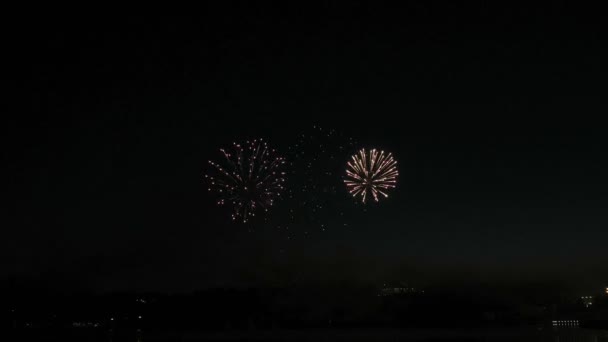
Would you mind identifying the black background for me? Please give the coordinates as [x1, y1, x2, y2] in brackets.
[6, 4, 607, 296]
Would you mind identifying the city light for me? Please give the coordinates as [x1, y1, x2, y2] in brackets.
[552, 320, 579, 327]
[581, 296, 594, 308]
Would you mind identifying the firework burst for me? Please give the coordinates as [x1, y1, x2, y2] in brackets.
[205, 139, 286, 223]
[344, 148, 398, 203]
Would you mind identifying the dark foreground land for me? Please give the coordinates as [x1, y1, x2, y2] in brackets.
[5, 288, 607, 341]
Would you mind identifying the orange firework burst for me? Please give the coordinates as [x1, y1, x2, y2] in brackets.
[344, 148, 398, 203]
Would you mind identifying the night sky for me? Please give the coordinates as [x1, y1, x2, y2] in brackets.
[7, 5, 608, 295]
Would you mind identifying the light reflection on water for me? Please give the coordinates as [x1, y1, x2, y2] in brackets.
[103, 328, 608, 342]
[546, 328, 608, 342]
[107, 328, 142, 342]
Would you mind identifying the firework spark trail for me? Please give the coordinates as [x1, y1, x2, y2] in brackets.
[345, 148, 398, 203]
[205, 139, 286, 223]
[264, 126, 358, 237]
